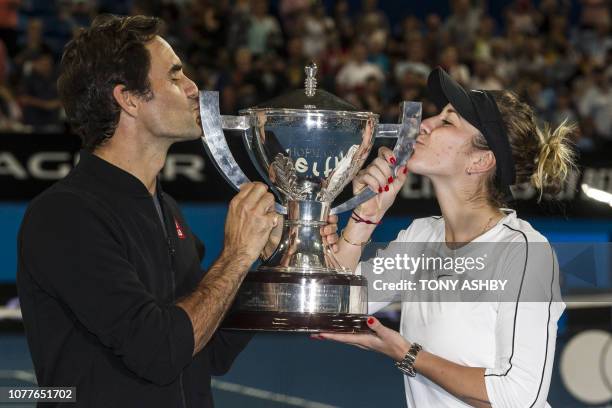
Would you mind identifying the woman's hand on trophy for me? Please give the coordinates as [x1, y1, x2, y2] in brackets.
[320, 214, 339, 253]
[313, 316, 411, 362]
[352, 146, 409, 222]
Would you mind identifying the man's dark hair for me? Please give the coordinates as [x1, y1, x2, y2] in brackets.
[58, 15, 162, 151]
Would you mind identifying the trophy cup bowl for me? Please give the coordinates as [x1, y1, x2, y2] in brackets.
[200, 64, 421, 332]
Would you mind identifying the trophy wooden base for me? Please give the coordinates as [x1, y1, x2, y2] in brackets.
[222, 311, 371, 333]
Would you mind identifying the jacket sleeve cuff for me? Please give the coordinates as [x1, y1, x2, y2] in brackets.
[170, 305, 195, 368]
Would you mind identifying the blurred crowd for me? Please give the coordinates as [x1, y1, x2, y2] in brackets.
[0, 0, 610, 151]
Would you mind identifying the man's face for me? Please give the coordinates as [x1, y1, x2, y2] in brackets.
[137, 36, 201, 143]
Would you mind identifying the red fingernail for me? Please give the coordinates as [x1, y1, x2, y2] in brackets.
[384, 185, 389, 192]
[388, 176, 393, 183]
[403, 166, 408, 174]
[367, 317, 375, 325]
[389, 156, 396, 165]
[378, 186, 383, 193]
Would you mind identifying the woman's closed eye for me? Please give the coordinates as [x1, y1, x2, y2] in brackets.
[441, 119, 453, 126]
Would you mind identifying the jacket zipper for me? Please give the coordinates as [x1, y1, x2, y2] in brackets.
[158, 190, 187, 408]
[166, 236, 187, 408]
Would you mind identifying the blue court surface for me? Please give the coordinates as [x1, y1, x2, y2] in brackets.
[0, 331, 581, 407]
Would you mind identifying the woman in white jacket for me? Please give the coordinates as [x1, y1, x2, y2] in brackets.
[320, 67, 575, 408]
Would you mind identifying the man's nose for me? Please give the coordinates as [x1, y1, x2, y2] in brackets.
[185, 76, 199, 99]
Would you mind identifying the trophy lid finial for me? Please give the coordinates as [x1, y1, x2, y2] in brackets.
[304, 63, 318, 97]
[252, 61, 358, 111]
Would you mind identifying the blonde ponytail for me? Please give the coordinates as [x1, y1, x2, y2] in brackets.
[473, 90, 579, 206]
[531, 119, 577, 200]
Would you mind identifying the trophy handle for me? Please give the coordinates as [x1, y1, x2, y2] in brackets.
[329, 101, 422, 215]
[240, 127, 286, 204]
[199, 90, 287, 214]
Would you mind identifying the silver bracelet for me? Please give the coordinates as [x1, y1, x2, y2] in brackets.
[395, 342, 422, 377]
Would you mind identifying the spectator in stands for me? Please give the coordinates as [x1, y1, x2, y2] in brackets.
[226, 0, 250, 52]
[157, 2, 188, 54]
[317, 30, 346, 86]
[14, 18, 46, 68]
[423, 13, 446, 64]
[505, 0, 539, 35]
[67, 0, 93, 28]
[575, 14, 611, 65]
[356, 0, 389, 38]
[438, 46, 470, 85]
[443, 0, 483, 53]
[470, 58, 503, 90]
[552, 87, 579, 129]
[490, 38, 517, 85]
[189, 0, 228, 65]
[17, 49, 62, 132]
[336, 42, 384, 93]
[359, 75, 385, 114]
[278, 0, 310, 37]
[579, 0, 610, 30]
[283, 35, 308, 90]
[217, 47, 259, 113]
[252, 51, 288, 102]
[395, 39, 431, 83]
[576, 116, 597, 151]
[0, 37, 21, 130]
[301, 3, 334, 60]
[575, 65, 612, 140]
[0, 0, 20, 57]
[0, 0, 605, 142]
[518, 37, 547, 76]
[367, 29, 390, 75]
[247, 0, 282, 56]
[332, 0, 354, 49]
[397, 15, 422, 44]
[473, 16, 496, 61]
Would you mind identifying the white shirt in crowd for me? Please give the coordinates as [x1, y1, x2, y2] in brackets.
[336, 61, 384, 90]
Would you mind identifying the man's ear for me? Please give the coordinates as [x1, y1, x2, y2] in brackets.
[112, 84, 139, 118]
[468, 150, 496, 174]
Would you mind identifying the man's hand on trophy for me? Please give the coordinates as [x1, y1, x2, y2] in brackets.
[352, 146, 409, 221]
[261, 216, 283, 260]
[223, 182, 280, 265]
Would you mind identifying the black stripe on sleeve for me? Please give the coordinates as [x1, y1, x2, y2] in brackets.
[529, 244, 556, 408]
[484, 223, 529, 378]
[483, 224, 556, 408]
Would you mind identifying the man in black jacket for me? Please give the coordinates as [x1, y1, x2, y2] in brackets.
[17, 15, 338, 407]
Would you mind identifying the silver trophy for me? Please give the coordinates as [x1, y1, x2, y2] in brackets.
[200, 63, 421, 332]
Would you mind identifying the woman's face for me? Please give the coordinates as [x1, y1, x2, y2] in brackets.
[407, 103, 481, 179]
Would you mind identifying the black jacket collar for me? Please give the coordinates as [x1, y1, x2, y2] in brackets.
[77, 149, 156, 198]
